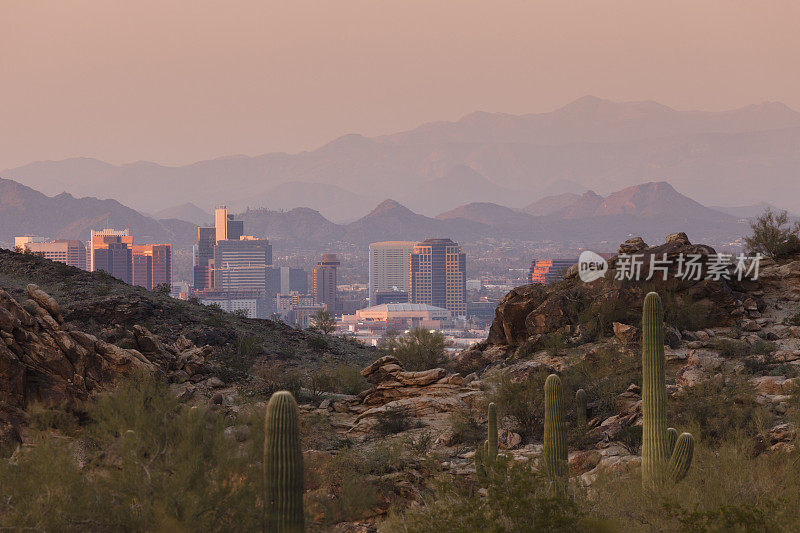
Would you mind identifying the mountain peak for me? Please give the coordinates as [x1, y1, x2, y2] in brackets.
[367, 199, 408, 216]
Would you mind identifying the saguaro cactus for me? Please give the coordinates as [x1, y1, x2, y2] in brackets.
[263, 391, 304, 533]
[487, 402, 498, 463]
[543, 374, 568, 487]
[575, 388, 587, 428]
[641, 292, 694, 488]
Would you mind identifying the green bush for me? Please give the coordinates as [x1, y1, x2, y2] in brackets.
[0, 372, 261, 530]
[745, 208, 800, 259]
[382, 328, 450, 371]
[783, 312, 800, 327]
[28, 403, 79, 434]
[448, 408, 484, 445]
[484, 367, 549, 438]
[382, 460, 596, 532]
[375, 407, 415, 436]
[307, 334, 330, 351]
[669, 377, 768, 445]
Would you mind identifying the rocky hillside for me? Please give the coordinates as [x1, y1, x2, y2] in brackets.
[0, 248, 378, 447]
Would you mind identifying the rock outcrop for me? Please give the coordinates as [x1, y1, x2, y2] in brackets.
[0, 284, 221, 448]
[349, 356, 482, 433]
[465, 234, 759, 362]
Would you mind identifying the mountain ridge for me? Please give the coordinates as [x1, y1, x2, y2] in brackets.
[4, 96, 799, 215]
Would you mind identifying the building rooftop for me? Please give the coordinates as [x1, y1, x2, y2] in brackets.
[366, 303, 449, 313]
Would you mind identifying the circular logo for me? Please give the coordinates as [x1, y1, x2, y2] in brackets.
[578, 250, 608, 283]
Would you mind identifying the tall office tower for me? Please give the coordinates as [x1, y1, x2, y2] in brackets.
[530, 259, 577, 285]
[312, 254, 340, 311]
[90, 229, 134, 283]
[410, 238, 467, 317]
[226, 216, 244, 241]
[212, 237, 272, 292]
[131, 252, 152, 289]
[193, 226, 216, 290]
[213, 205, 244, 242]
[368, 241, 416, 305]
[132, 244, 172, 291]
[270, 267, 310, 296]
[214, 206, 228, 242]
[22, 240, 87, 270]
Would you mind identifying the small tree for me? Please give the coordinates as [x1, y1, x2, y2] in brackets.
[312, 309, 336, 335]
[384, 328, 450, 371]
[745, 208, 800, 258]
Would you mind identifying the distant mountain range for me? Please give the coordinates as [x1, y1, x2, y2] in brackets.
[0, 177, 761, 250]
[231, 181, 747, 247]
[0, 178, 195, 245]
[4, 96, 800, 219]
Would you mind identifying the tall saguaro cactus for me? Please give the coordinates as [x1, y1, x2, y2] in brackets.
[543, 374, 568, 487]
[487, 402, 498, 463]
[263, 391, 305, 533]
[641, 292, 694, 488]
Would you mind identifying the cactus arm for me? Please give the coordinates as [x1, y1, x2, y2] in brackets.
[263, 391, 305, 533]
[667, 427, 678, 456]
[667, 433, 694, 482]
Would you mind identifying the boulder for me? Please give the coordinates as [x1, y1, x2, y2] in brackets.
[613, 322, 639, 345]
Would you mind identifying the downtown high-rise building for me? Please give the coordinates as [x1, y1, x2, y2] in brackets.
[131, 244, 173, 291]
[410, 238, 466, 317]
[312, 253, 340, 311]
[193, 226, 216, 290]
[193, 206, 245, 290]
[368, 241, 415, 305]
[90, 229, 134, 284]
[212, 237, 272, 292]
[530, 259, 577, 285]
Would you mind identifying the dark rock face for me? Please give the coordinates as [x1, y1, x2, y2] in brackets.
[0, 284, 221, 449]
[487, 284, 548, 346]
[480, 234, 756, 352]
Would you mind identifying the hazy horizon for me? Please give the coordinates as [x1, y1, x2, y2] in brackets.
[3, 1, 800, 170]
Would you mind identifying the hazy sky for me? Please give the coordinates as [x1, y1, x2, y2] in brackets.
[2, 0, 799, 170]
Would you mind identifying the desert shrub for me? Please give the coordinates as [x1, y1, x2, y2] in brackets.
[484, 367, 550, 438]
[305, 447, 382, 528]
[708, 338, 750, 358]
[751, 339, 777, 356]
[382, 328, 450, 371]
[375, 406, 414, 436]
[0, 372, 261, 530]
[254, 360, 303, 399]
[382, 460, 594, 532]
[564, 344, 640, 423]
[745, 208, 800, 259]
[307, 334, 330, 351]
[669, 377, 768, 445]
[28, 403, 79, 434]
[309, 363, 368, 397]
[783, 311, 800, 327]
[587, 437, 800, 531]
[235, 334, 263, 357]
[577, 299, 635, 341]
[541, 332, 566, 356]
[448, 407, 484, 445]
